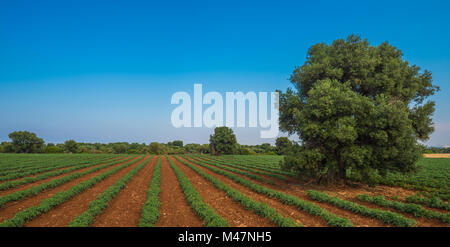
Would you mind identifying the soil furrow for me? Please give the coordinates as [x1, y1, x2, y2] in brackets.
[92, 156, 158, 227]
[157, 156, 203, 227]
[170, 156, 275, 227]
[189, 157, 386, 227]
[0, 157, 129, 197]
[25, 156, 150, 227]
[177, 156, 323, 227]
[0, 156, 141, 223]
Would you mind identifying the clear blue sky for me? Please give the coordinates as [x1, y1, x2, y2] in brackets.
[1, 0, 449, 146]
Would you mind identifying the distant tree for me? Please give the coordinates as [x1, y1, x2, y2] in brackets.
[275, 137, 292, 155]
[8, 131, 44, 153]
[149, 142, 167, 154]
[111, 143, 128, 154]
[279, 35, 439, 184]
[44, 146, 63, 153]
[184, 143, 202, 153]
[168, 140, 183, 147]
[209, 127, 237, 155]
[64, 140, 79, 153]
[199, 144, 210, 154]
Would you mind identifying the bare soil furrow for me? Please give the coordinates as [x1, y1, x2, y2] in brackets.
[25, 156, 150, 227]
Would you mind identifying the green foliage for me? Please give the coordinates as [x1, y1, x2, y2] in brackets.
[166, 156, 229, 227]
[178, 156, 352, 227]
[44, 145, 64, 153]
[306, 190, 416, 227]
[279, 35, 438, 183]
[174, 156, 300, 227]
[69, 156, 153, 226]
[405, 195, 450, 211]
[209, 127, 237, 155]
[8, 131, 44, 153]
[0, 157, 143, 226]
[0, 156, 139, 208]
[0, 156, 121, 191]
[64, 140, 79, 153]
[139, 156, 162, 227]
[188, 155, 287, 182]
[357, 194, 450, 224]
[149, 142, 168, 154]
[275, 137, 292, 155]
[168, 140, 183, 147]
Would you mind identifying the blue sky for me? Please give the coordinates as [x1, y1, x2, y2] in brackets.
[1, 0, 449, 146]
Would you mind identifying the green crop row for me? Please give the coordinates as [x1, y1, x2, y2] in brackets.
[0, 156, 120, 181]
[69, 156, 153, 226]
[177, 156, 352, 227]
[183, 156, 273, 184]
[0, 156, 144, 227]
[174, 156, 300, 227]
[357, 194, 450, 224]
[405, 195, 450, 211]
[202, 155, 294, 177]
[167, 156, 229, 227]
[139, 156, 162, 227]
[306, 190, 416, 227]
[0, 156, 126, 191]
[0, 156, 140, 208]
[0, 154, 118, 174]
[190, 156, 289, 181]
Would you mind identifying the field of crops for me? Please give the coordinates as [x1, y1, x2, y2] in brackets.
[0, 153, 448, 227]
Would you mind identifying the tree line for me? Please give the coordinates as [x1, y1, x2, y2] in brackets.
[0, 129, 293, 155]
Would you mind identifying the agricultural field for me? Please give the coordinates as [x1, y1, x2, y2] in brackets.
[0, 153, 448, 227]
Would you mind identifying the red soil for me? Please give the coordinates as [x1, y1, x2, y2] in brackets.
[92, 155, 158, 227]
[169, 156, 276, 227]
[25, 156, 150, 227]
[0, 156, 141, 223]
[157, 156, 203, 227]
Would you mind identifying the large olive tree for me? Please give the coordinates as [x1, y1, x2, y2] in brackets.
[279, 35, 438, 184]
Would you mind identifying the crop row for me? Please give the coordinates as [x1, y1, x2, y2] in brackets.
[180, 156, 353, 227]
[0, 156, 121, 181]
[69, 156, 154, 226]
[204, 155, 290, 174]
[139, 156, 162, 227]
[405, 195, 450, 211]
[0, 154, 118, 174]
[0, 156, 139, 208]
[306, 190, 416, 227]
[0, 156, 145, 227]
[0, 156, 127, 191]
[357, 194, 450, 224]
[167, 156, 229, 227]
[184, 156, 273, 184]
[174, 156, 300, 227]
[192, 156, 289, 181]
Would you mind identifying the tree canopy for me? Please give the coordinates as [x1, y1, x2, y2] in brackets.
[279, 35, 439, 184]
[209, 126, 238, 155]
[8, 131, 44, 153]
